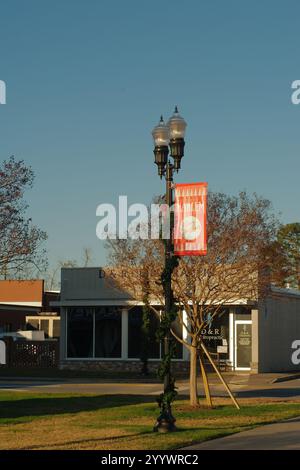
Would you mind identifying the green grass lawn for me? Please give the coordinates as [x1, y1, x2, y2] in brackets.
[0, 392, 300, 450]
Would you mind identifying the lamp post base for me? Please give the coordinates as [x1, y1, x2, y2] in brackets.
[153, 411, 177, 433]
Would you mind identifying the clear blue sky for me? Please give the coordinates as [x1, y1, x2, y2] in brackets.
[0, 0, 299, 269]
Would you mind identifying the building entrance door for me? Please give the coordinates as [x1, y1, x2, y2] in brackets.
[235, 321, 252, 370]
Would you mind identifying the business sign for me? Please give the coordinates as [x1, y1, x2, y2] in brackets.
[174, 182, 207, 256]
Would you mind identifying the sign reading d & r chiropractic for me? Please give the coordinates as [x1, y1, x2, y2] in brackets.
[201, 327, 223, 341]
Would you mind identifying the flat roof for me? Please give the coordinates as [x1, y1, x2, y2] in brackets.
[270, 285, 300, 298]
[0, 280, 44, 303]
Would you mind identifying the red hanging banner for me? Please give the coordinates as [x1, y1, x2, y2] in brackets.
[174, 182, 207, 256]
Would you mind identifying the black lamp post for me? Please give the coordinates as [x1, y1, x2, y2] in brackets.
[152, 107, 187, 432]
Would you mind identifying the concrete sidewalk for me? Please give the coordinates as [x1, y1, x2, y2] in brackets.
[183, 417, 300, 450]
[0, 371, 297, 383]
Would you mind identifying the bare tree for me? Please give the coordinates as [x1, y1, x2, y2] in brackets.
[45, 247, 94, 290]
[276, 223, 300, 289]
[45, 259, 77, 291]
[0, 156, 47, 278]
[107, 192, 283, 406]
[82, 247, 93, 267]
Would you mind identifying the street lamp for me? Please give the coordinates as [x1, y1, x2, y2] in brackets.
[152, 107, 187, 432]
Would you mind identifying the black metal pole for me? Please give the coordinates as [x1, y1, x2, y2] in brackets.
[152, 109, 186, 432]
[164, 162, 173, 393]
[153, 161, 177, 432]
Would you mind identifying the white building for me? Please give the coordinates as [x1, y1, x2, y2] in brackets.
[52, 267, 300, 373]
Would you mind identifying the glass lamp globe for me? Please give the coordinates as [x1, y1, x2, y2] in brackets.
[152, 116, 169, 147]
[167, 106, 187, 140]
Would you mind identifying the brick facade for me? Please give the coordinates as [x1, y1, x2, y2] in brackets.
[60, 359, 190, 375]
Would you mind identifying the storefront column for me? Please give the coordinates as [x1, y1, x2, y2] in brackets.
[251, 309, 259, 373]
[121, 308, 128, 359]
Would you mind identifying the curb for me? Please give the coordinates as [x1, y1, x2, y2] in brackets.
[271, 373, 300, 383]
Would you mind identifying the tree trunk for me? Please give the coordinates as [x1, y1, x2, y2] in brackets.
[189, 344, 198, 407]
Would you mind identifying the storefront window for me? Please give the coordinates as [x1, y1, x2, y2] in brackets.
[201, 308, 230, 358]
[66, 305, 184, 361]
[67, 307, 93, 358]
[128, 307, 160, 359]
[95, 307, 122, 358]
[128, 307, 182, 359]
[148, 310, 160, 359]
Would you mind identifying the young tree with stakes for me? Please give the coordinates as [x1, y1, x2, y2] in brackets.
[107, 191, 283, 411]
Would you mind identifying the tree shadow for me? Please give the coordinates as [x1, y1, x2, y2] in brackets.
[0, 394, 155, 421]
[21, 430, 152, 450]
[19, 423, 260, 450]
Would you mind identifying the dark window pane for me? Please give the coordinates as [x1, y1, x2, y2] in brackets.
[148, 310, 160, 359]
[128, 307, 143, 359]
[128, 307, 160, 359]
[67, 307, 93, 358]
[95, 307, 121, 358]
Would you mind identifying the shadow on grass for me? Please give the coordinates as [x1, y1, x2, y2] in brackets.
[21, 430, 152, 450]
[0, 394, 155, 421]
[20, 424, 252, 451]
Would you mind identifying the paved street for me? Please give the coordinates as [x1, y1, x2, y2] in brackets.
[0, 373, 300, 399]
[183, 417, 300, 450]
